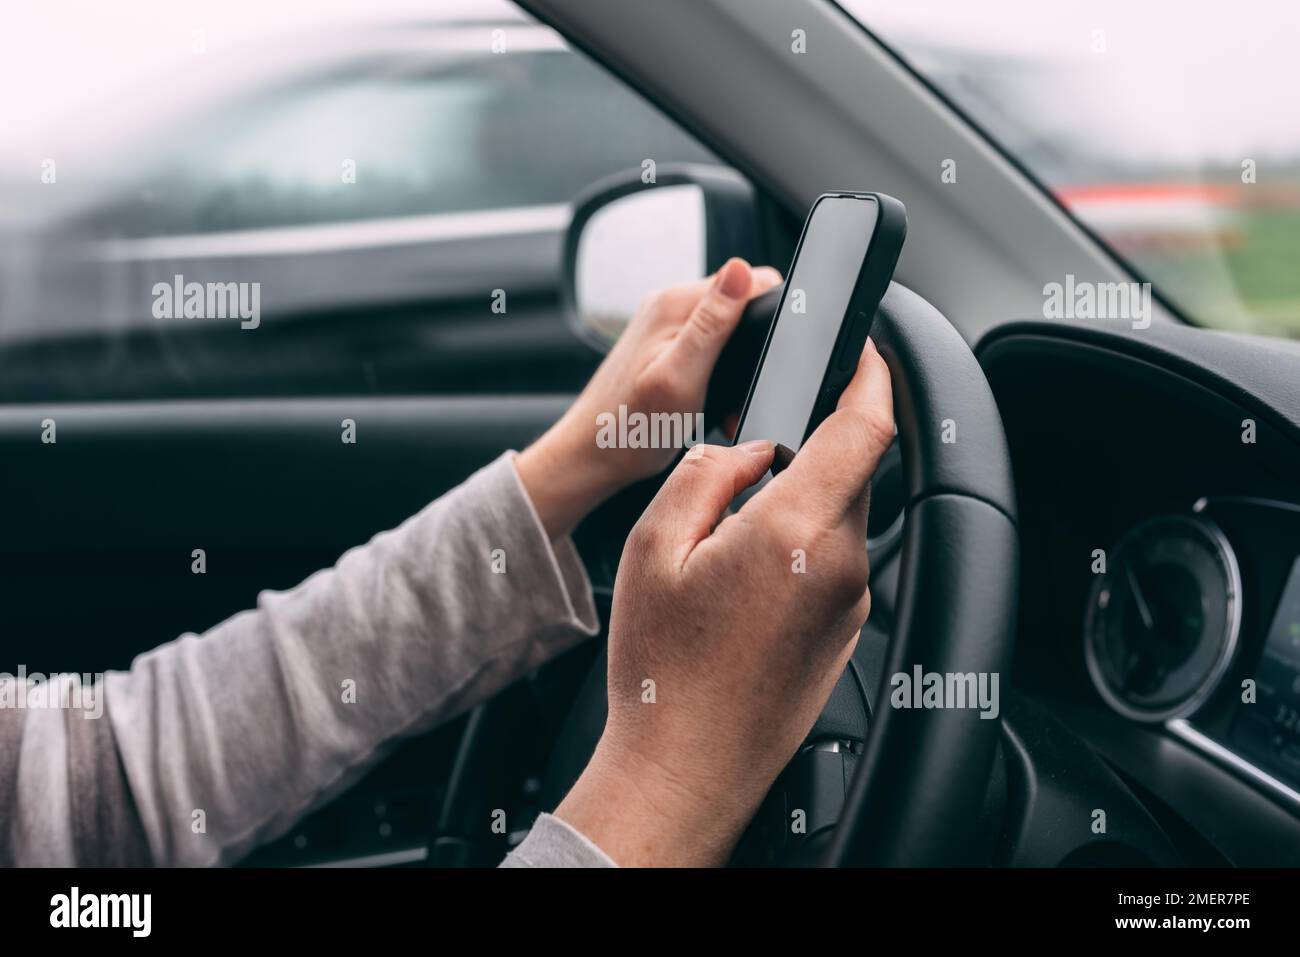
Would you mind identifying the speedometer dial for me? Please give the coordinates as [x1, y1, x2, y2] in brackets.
[1084, 514, 1242, 722]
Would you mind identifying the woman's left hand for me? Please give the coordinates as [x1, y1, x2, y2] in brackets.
[516, 258, 782, 539]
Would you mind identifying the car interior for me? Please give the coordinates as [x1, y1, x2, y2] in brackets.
[2, 0, 1297, 868]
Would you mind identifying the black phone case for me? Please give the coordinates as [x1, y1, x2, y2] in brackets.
[733, 191, 907, 449]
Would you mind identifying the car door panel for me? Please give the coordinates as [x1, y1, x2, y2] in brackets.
[0, 396, 572, 675]
[2, 218, 597, 403]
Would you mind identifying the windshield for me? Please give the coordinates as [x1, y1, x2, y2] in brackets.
[841, 0, 1300, 340]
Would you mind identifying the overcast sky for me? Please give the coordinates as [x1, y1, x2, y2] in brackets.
[3, 0, 1298, 172]
[0, 0, 502, 163]
[844, 0, 1300, 163]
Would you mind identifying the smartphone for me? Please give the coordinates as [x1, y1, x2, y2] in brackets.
[732, 192, 906, 474]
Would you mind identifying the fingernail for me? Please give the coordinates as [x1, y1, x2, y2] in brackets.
[737, 439, 773, 456]
[714, 259, 751, 299]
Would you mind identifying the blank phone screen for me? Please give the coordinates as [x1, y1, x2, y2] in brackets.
[735, 195, 878, 451]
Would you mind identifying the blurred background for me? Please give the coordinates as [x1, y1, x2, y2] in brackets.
[846, 0, 1300, 338]
[1, 0, 1297, 406]
[0, 0, 717, 402]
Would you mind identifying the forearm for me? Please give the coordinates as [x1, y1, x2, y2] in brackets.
[515, 419, 623, 542]
[3, 453, 599, 867]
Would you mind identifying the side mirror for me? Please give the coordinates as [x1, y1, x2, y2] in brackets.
[564, 164, 763, 349]
[569, 183, 706, 347]
[563, 163, 784, 430]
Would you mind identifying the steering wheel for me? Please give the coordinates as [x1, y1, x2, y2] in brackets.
[537, 281, 1020, 866]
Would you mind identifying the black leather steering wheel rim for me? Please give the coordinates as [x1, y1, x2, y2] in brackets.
[822, 281, 1018, 866]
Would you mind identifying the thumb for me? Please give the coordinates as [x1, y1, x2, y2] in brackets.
[638, 440, 774, 567]
[661, 258, 753, 386]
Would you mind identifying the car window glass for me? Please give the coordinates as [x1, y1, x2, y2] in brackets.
[72, 51, 716, 238]
[0, 4, 735, 403]
[842, 0, 1300, 340]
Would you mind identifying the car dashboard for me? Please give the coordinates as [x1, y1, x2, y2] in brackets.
[975, 319, 1300, 864]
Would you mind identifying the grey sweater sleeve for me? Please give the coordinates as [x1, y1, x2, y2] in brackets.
[0, 452, 605, 867]
[501, 813, 617, 867]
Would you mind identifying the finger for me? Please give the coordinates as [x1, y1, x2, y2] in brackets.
[659, 258, 753, 384]
[637, 440, 774, 567]
[750, 266, 783, 294]
[639, 277, 713, 329]
[768, 338, 894, 525]
[641, 263, 781, 335]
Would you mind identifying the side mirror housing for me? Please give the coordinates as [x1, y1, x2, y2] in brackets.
[562, 163, 783, 432]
